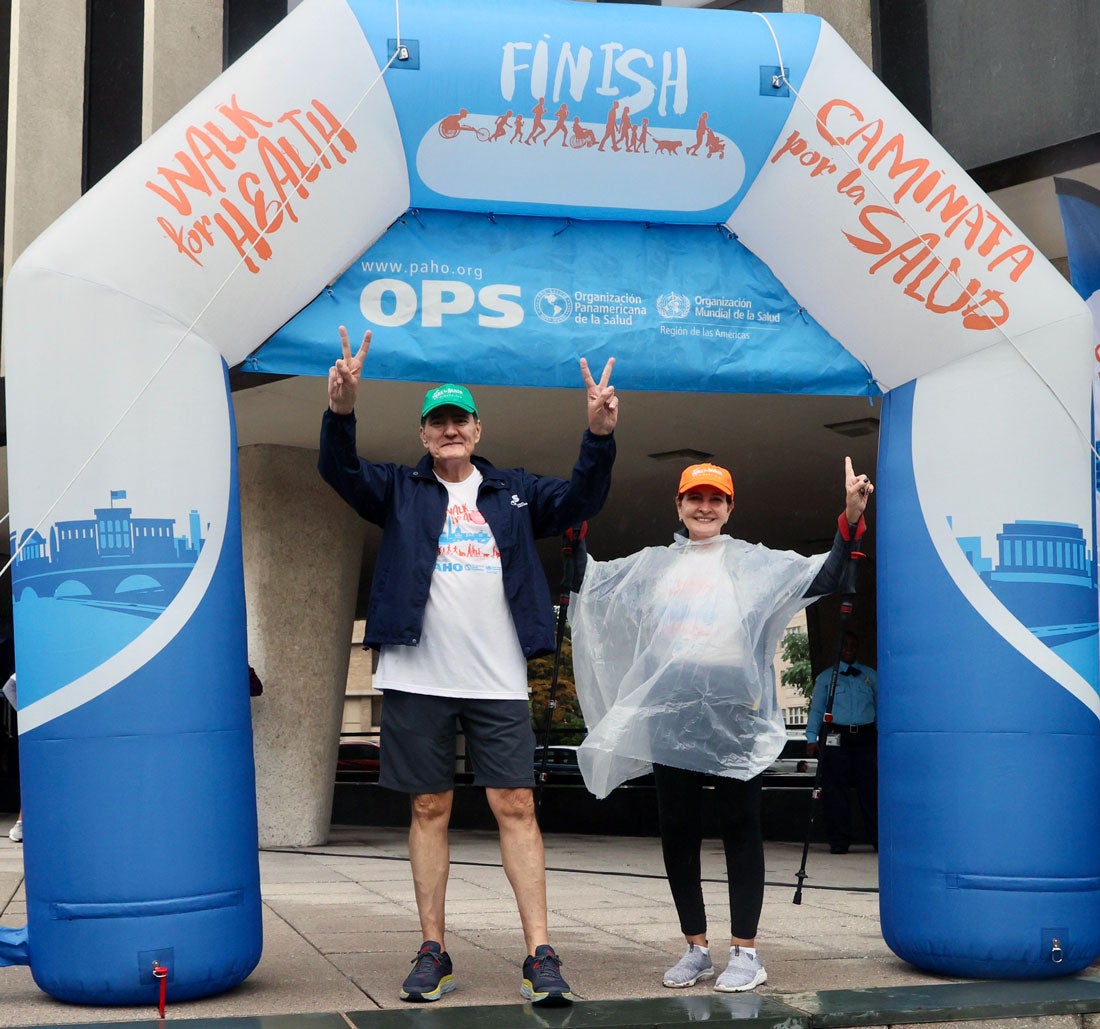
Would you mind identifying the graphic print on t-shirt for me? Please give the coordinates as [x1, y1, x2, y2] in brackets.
[436, 502, 501, 574]
[374, 468, 529, 698]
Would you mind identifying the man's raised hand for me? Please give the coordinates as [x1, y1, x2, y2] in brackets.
[580, 356, 618, 436]
[328, 325, 371, 415]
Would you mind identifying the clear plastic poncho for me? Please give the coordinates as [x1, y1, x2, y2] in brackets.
[569, 534, 826, 798]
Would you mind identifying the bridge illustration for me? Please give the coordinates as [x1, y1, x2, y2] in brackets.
[11, 490, 204, 611]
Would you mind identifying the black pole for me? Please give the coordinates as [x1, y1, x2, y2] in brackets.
[793, 529, 864, 905]
[534, 523, 587, 819]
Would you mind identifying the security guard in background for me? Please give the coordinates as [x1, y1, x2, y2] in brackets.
[805, 631, 877, 854]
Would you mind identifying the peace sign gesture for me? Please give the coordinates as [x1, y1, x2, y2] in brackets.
[328, 325, 371, 415]
[844, 455, 874, 523]
[580, 356, 618, 436]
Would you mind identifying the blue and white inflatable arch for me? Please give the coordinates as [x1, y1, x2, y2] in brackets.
[2, 0, 1096, 1003]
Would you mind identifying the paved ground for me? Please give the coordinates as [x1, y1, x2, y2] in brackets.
[0, 813, 971, 1026]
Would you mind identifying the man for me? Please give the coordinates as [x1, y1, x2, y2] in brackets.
[805, 631, 878, 854]
[318, 326, 618, 1005]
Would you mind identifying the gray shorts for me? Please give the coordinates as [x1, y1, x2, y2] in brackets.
[378, 691, 536, 794]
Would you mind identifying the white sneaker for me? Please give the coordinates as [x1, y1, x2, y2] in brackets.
[715, 946, 766, 992]
[8, 820, 22, 843]
[663, 944, 714, 988]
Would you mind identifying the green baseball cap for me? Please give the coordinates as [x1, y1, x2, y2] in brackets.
[421, 383, 478, 421]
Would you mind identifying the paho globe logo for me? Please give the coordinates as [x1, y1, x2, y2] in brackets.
[656, 291, 691, 319]
[533, 287, 573, 324]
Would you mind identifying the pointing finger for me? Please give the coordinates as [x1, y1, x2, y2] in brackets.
[338, 325, 351, 362]
[580, 357, 596, 390]
[845, 455, 855, 482]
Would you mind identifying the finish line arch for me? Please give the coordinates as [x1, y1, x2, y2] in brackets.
[2, 0, 1096, 1003]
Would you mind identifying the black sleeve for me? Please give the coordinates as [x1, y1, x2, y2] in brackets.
[805, 530, 856, 598]
[317, 408, 395, 525]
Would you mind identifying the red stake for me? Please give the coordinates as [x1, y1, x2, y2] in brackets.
[152, 963, 168, 1017]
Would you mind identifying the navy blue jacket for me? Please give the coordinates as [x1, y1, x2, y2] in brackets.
[318, 409, 616, 658]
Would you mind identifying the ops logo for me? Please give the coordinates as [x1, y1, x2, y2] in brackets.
[533, 287, 573, 324]
[359, 279, 524, 328]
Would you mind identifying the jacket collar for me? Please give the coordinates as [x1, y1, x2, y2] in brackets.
[411, 452, 507, 489]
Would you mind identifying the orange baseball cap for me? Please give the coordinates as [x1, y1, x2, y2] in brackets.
[678, 463, 734, 498]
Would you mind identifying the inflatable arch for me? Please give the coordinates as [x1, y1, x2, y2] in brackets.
[2, 0, 1097, 1004]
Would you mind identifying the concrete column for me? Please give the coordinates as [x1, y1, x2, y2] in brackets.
[784, 0, 872, 68]
[143, 0, 223, 138]
[239, 444, 367, 847]
[4, 0, 86, 278]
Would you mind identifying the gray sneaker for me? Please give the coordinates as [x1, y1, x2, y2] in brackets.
[715, 946, 767, 992]
[663, 944, 715, 988]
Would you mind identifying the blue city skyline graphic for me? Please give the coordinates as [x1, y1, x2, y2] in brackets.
[439, 509, 492, 548]
[953, 515, 1099, 689]
[10, 490, 207, 693]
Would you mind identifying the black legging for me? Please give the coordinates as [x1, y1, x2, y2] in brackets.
[654, 763, 764, 941]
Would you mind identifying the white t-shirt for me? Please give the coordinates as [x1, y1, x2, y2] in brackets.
[373, 468, 529, 699]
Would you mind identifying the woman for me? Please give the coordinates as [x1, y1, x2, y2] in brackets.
[570, 458, 873, 992]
